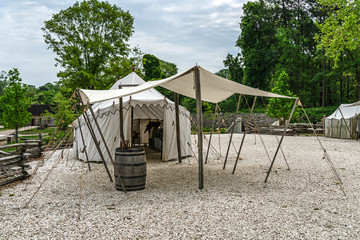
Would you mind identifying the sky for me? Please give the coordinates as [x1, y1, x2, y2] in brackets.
[0, 0, 249, 87]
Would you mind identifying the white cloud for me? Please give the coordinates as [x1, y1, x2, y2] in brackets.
[0, 0, 248, 86]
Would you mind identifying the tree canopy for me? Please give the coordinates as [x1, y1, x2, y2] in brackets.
[0, 69, 32, 141]
[42, 0, 134, 93]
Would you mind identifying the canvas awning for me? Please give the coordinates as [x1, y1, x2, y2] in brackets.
[79, 66, 294, 104]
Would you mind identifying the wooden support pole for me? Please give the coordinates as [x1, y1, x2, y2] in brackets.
[119, 85, 125, 147]
[232, 96, 257, 174]
[205, 104, 218, 164]
[88, 106, 126, 192]
[265, 98, 298, 183]
[223, 94, 241, 169]
[76, 90, 113, 182]
[74, 102, 91, 172]
[174, 92, 182, 163]
[194, 66, 204, 190]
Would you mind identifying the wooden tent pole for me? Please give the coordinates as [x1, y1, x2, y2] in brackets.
[232, 96, 257, 174]
[74, 102, 91, 171]
[88, 106, 127, 192]
[119, 85, 125, 147]
[76, 90, 113, 182]
[223, 94, 241, 169]
[265, 98, 298, 183]
[174, 92, 182, 163]
[217, 105, 222, 158]
[205, 104, 218, 164]
[194, 66, 203, 190]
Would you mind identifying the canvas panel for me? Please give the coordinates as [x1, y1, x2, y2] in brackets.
[79, 66, 293, 104]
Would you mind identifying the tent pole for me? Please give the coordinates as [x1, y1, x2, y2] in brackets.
[119, 85, 125, 147]
[174, 92, 182, 163]
[74, 101, 91, 171]
[76, 90, 113, 182]
[194, 66, 203, 190]
[88, 105, 127, 192]
[232, 96, 256, 174]
[205, 104, 218, 164]
[223, 94, 241, 169]
[338, 107, 351, 138]
[217, 105, 222, 158]
[265, 98, 298, 183]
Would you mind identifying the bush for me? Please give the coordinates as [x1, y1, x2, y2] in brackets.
[295, 106, 337, 123]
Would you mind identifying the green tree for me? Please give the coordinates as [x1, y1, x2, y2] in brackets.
[0, 71, 10, 96]
[267, 71, 297, 123]
[315, 0, 360, 65]
[42, 0, 134, 93]
[316, 0, 360, 99]
[0, 69, 32, 142]
[237, 0, 278, 90]
[142, 54, 162, 80]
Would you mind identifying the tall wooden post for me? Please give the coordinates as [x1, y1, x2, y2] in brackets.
[119, 85, 125, 147]
[194, 66, 203, 190]
[265, 98, 298, 183]
[76, 90, 113, 182]
[174, 92, 182, 163]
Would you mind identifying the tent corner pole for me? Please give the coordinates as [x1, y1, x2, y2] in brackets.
[194, 66, 204, 190]
[174, 92, 182, 163]
[264, 98, 298, 183]
[76, 90, 113, 182]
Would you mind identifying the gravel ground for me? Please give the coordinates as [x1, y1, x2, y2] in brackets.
[0, 134, 359, 239]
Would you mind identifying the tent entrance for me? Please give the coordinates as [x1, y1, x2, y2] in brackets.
[131, 119, 163, 156]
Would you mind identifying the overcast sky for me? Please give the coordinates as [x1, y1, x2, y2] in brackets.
[0, 0, 248, 87]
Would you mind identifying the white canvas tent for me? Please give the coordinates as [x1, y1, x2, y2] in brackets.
[325, 103, 360, 139]
[73, 72, 192, 162]
[77, 65, 305, 190]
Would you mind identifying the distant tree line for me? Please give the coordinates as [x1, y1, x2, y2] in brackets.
[219, 0, 360, 111]
[2, 0, 359, 129]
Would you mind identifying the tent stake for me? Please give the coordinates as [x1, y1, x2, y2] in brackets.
[265, 98, 298, 183]
[88, 105, 127, 192]
[174, 92, 182, 163]
[194, 66, 204, 190]
[76, 90, 113, 182]
[74, 102, 91, 171]
[232, 96, 256, 174]
[205, 104, 218, 164]
[223, 95, 241, 169]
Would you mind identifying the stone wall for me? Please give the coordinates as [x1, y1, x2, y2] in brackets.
[191, 113, 276, 129]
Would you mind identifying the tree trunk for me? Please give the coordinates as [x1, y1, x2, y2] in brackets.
[15, 127, 18, 143]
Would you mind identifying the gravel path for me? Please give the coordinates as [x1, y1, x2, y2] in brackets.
[0, 134, 359, 239]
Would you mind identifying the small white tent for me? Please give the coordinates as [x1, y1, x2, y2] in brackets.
[73, 72, 192, 162]
[325, 103, 360, 139]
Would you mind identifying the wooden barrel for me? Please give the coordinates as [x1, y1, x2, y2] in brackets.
[114, 147, 146, 191]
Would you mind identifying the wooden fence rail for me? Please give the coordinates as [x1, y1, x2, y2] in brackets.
[0, 141, 43, 186]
